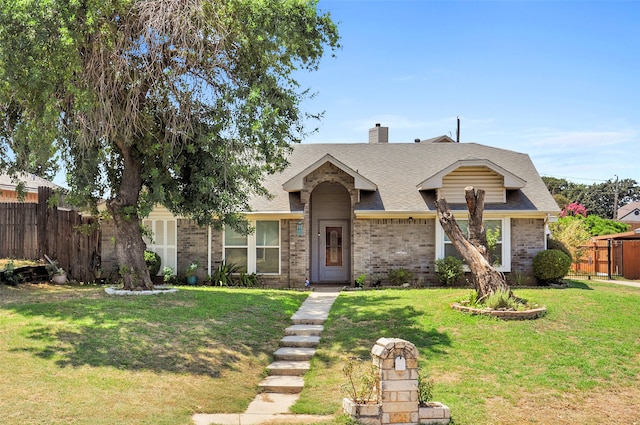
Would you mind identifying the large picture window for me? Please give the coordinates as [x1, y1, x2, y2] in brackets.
[436, 218, 510, 272]
[224, 220, 280, 274]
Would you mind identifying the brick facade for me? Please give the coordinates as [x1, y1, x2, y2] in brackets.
[510, 218, 546, 285]
[100, 215, 547, 288]
[176, 219, 209, 279]
[353, 218, 436, 286]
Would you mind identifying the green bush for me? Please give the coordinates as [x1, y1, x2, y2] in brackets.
[417, 371, 434, 406]
[388, 268, 414, 286]
[532, 249, 571, 284]
[547, 238, 572, 261]
[484, 289, 517, 309]
[144, 251, 161, 277]
[435, 256, 464, 286]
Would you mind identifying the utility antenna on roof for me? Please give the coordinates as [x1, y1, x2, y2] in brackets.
[456, 116, 460, 143]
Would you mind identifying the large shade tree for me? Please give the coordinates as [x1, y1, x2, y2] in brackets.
[0, 0, 339, 289]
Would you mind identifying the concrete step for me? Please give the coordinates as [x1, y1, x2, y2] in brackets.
[280, 335, 320, 348]
[273, 347, 316, 361]
[290, 312, 329, 325]
[285, 324, 324, 336]
[266, 360, 311, 376]
[258, 375, 305, 393]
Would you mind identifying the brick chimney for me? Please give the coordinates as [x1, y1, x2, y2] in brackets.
[369, 123, 389, 144]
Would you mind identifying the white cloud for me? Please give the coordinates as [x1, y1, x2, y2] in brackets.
[528, 129, 636, 150]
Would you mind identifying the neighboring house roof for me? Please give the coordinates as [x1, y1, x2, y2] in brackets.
[592, 228, 640, 240]
[249, 139, 559, 216]
[618, 201, 640, 221]
[0, 172, 58, 193]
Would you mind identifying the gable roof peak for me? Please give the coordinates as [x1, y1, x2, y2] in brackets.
[417, 158, 526, 190]
[282, 153, 377, 192]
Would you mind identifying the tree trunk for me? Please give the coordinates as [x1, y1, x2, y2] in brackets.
[105, 142, 153, 290]
[435, 188, 511, 300]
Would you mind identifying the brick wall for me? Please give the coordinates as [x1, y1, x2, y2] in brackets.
[510, 218, 546, 284]
[353, 218, 436, 286]
[176, 219, 209, 279]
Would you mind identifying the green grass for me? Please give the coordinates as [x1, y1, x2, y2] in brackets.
[1, 281, 639, 424]
[295, 281, 640, 424]
[0, 284, 306, 425]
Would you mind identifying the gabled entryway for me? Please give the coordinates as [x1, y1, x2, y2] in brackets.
[310, 182, 351, 283]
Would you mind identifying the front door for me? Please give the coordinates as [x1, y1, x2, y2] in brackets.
[319, 220, 349, 282]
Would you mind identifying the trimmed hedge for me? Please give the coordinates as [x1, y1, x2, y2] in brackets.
[532, 249, 571, 284]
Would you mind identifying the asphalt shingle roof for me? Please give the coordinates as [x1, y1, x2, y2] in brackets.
[249, 140, 559, 215]
[0, 172, 58, 191]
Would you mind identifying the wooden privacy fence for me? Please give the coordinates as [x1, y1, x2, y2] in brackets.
[0, 187, 101, 282]
[570, 239, 640, 280]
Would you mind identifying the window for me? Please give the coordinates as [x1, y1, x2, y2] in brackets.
[436, 218, 510, 272]
[224, 220, 280, 274]
[142, 219, 178, 275]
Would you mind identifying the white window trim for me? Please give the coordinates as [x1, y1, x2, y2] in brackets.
[435, 217, 511, 272]
[223, 220, 281, 275]
[142, 219, 178, 275]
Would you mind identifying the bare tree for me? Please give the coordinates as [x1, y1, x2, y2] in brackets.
[435, 187, 512, 300]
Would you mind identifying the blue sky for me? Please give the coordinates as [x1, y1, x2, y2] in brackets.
[294, 0, 639, 185]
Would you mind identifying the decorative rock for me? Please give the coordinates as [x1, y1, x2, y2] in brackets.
[451, 303, 547, 320]
[104, 286, 178, 296]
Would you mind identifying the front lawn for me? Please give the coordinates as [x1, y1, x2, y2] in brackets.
[0, 284, 306, 425]
[296, 281, 640, 424]
[1, 281, 638, 424]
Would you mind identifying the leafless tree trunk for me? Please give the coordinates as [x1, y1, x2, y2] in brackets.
[435, 187, 512, 300]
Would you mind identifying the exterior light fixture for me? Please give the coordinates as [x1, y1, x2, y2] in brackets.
[296, 221, 303, 237]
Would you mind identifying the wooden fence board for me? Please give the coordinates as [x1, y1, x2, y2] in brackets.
[0, 187, 100, 282]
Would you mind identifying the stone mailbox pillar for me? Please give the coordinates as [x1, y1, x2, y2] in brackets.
[371, 337, 419, 425]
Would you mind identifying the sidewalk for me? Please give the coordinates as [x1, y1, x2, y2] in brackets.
[593, 279, 640, 288]
[193, 288, 340, 425]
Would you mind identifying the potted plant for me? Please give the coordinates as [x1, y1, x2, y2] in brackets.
[185, 261, 199, 285]
[46, 261, 67, 284]
[341, 357, 381, 420]
[418, 371, 451, 423]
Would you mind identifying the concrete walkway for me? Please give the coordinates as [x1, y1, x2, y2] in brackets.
[593, 279, 640, 288]
[193, 288, 340, 425]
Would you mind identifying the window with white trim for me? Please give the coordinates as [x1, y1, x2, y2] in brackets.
[142, 219, 178, 275]
[224, 220, 280, 274]
[436, 217, 511, 272]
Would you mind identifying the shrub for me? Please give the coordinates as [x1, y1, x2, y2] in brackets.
[210, 261, 239, 286]
[388, 268, 414, 286]
[162, 266, 174, 283]
[435, 256, 464, 286]
[144, 251, 161, 276]
[2, 261, 24, 286]
[532, 249, 571, 284]
[341, 356, 379, 404]
[417, 371, 434, 406]
[547, 239, 572, 262]
[484, 289, 517, 310]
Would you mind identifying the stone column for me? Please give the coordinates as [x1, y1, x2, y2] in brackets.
[371, 337, 419, 425]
